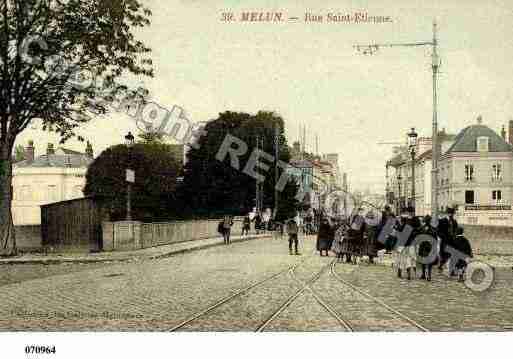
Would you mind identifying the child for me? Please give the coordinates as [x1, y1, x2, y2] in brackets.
[453, 227, 473, 282]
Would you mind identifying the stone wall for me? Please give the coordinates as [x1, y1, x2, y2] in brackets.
[102, 218, 244, 252]
[14, 225, 42, 252]
[462, 225, 513, 255]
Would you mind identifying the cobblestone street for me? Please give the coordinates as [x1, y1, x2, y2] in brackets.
[1, 235, 512, 331]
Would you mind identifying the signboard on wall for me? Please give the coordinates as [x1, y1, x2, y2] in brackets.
[465, 205, 511, 211]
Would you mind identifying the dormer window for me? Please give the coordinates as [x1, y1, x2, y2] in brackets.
[477, 136, 489, 152]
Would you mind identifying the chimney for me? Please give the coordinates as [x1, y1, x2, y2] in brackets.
[292, 141, 301, 156]
[501, 125, 506, 140]
[46, 143, 55, 156]
[25, 140, 35, 162]
[509, 120, 513, 146]
[85, 141, 93, 159]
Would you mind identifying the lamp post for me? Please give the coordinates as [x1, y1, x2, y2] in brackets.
[125, 131, 135, 221]
[408, 127, 418, 213]
[397, 173, 403, 214]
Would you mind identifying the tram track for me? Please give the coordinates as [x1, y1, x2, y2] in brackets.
[256, 258, 353, 332]
[169, 258, 306, 331]
[330, 261, 430, 332]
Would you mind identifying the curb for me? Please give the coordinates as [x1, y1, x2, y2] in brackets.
[0, 234, 272, 265]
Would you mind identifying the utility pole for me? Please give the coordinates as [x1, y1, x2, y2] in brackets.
[355, 20, 441, 221]
[274, 124, 279, 219]
[255, 136, 261, 213]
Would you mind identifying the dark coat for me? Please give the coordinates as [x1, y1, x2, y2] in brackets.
[453, 234, 472, 269]
[418, 224, 438, 264]
[317, 222, 334, 251]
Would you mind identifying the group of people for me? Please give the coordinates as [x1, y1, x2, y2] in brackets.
[388, 205, 473, 282]
[316, 208, 384, 264]
[308, 205, 474, 282]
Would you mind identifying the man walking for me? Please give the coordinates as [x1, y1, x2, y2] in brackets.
[437, 206, 458, 275]
[222, 215, 234, 245]
[286, 218, 300, 255]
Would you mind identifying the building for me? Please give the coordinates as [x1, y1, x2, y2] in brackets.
[440, 117, 513, 226]
[322, 153, 342, 189]
[11, 141, 94, 225]
[387, 116, 513, 225]
[387, 130, 456, 216]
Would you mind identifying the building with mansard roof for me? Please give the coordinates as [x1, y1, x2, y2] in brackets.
[386, 116, 513, 226]
[12, 141, 94, 225]
[439, 116, 513, 226]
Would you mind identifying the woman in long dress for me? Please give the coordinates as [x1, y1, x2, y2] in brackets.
[363, 210, 380, 264]
[316, 218, 333, 257]
[347, 209, 365, 264]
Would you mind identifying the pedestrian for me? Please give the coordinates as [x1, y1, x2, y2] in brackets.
[394, 207, 420, 280]
[347, 208, 366, 264]
[437, 206, 458, 275]
[242, 214, 251, 236]
[417, 214, 438, 281]
[332, 220, 349, 262]
[254, 212, 262, 234]
[453, 227, 473, 282]
[316, 217, 333, 257]
[377, 205, 395, 252]
[222, 214, 233, 244]
[363, 210, 380, 264]
[286, 218, 300, 255]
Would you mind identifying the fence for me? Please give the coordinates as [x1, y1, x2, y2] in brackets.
[102, 218, 245, 252]
[41, 196, 109, 252]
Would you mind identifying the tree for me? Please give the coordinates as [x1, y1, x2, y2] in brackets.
[13, 144, 25, 162]
[179, 110, 299, 218]
[84, 143, 180, 222]
[0, 1, 153, 255]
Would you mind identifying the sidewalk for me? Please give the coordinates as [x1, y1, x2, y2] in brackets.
[0, 233, 272, 265]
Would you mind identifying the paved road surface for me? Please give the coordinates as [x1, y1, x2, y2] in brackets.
[1, 235, 512, 331]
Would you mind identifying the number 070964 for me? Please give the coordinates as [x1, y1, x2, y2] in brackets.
[24, 345, 56, 354]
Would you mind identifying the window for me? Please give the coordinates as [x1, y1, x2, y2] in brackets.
[21, 185, 31, 200]
[465, 190, 475, 204]
[465, 164, 474, 182]
[477, 136, 489, 152]
[492, 163, 502, 182]
[492, 190, 502, 203]
[47, 185, 58, 202]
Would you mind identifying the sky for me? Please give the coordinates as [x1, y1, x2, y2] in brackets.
[16, 0, 513, 192]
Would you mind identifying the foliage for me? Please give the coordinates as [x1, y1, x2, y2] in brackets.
[84, 143, 180, 222]
[0, 0, 153, 254]
[179, 110, 299, 218]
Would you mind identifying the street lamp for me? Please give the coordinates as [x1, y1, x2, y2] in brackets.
[408, 127, 418, 213]
[396, 172, 403, 214]
[125, 131, 135, 221]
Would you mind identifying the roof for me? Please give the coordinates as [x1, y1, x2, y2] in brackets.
[289, 159, 313, 168]
[57, 148, 83, 155]
[14, 152, 92, 168]
[416, 149, 432, 161]
[387, 153, 405, 167]
[446, 124, 512, 153]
